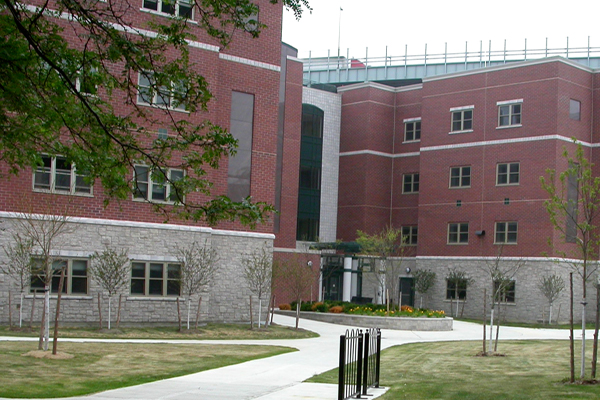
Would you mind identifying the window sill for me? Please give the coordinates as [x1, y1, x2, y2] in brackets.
[496, 124, 522, 130]
[139, 8, 197, 24]
[444, 299, 466, 303]
[493, 242, 517, 245]
[33, 188, 94, 197]
[449, 129, 473, 135]
[403, 139, 421, 144]
[132, 197, 181, 205]
[495, 183, 519, 187]
[127, 296, 183, 301]
[25, 295, 93, 300]
[449, 186, 471, 189]
[447, 242, 469, 245]
[136, 101, 190, 114]
[402, 192, 419, 195]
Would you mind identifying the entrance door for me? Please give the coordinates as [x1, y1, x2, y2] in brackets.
[324, 273, 342, 301]
[399, 277, 414, 308]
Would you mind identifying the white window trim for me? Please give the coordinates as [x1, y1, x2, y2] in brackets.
[494, 221, 518, 244]
[496, 162, 520, 186]
[449, 106, 474, 134]
[447, 222, 469, 245]
[402, 173, 419, 194]
[496, 99, 523, 129]
[32, 155, 93, 196]
[136, 72, 190, 113]
[403, 118, 421, 143]
[449, 166, 471, 189]
[133, 165, 184, 204]
[140, 0, 194, 20]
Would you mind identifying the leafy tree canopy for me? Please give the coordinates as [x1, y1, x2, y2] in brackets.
[0, 0, 309, 226]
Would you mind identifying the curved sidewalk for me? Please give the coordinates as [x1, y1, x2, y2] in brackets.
[0, 316, 571, 400]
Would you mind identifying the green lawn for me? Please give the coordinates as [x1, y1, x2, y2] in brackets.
[309, 340, 600, 400]
[0, 341, 294, 398]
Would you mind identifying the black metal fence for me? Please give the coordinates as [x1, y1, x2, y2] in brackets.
[338, 328, 381, 400]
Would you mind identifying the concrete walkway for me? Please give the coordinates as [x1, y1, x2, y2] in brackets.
[0, 315, 572, 400]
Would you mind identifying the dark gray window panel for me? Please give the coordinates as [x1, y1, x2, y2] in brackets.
[228, 91, 254, 201]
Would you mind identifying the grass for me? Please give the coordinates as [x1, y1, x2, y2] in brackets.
[309, 340, 600, 399]
[455, 317, 598, 330]
[0, 341, 295, 398]
[0, 323, 318, 340]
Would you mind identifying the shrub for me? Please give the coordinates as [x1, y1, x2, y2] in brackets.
[311, 302, 323, 311]
[329, 305, 344, 313]
[400, 305, 414, 313]
[301, 302, 314, 311]
[316, 303, 328, 312]
[279, 304, 291, 311]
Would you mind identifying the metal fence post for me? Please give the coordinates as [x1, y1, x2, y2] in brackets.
[356, 332, 364, 397]
[338, 333, 345, 400]
[375, 328, 381, 388]
[362, 329, 370, 395]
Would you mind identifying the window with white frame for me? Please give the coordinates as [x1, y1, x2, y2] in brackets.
[403, 173, 419, 194]
[497, 100, 522, 127]
[401, 226, 418, 245]
[30, 259, 88, 295]
[33, 155, 92, 195]
[450, 107, 473, 132]
[449, 166, 471, 188]
[130, 261, 181, 296]
[494, 279, 515, 303]
[134, 165, 184, 203]
[404, 119, 421, 142]
[142, 0, 193, 18]
[495, 221, 518, 244]
[76, 67, 98, 96]
[448, 222, 469, 244]
[137, 72, 187, 111]
[496, 162, 519, 186]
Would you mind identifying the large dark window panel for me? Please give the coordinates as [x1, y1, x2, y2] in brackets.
[228, 92, 254, 201]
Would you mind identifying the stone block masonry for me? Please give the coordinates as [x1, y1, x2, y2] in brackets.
[0, 213, 273, 325]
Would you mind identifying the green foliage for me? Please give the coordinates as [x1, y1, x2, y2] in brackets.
[413, 269, 436, 294]
[174, 240, 218, 298]
[1, 233, 34, 291]
[0, 0, 310, 225]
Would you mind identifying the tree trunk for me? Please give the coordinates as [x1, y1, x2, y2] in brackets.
[295, 298, 300, 330]
[116, 294, 122, 329]
[460, 297, 466, 318]
[258, 298, 262, 329]
[108, 295, 112, 330]
[43, 285, 50, 351]
[591, 284, 599, 378]
[97, 293, 103, 330]
[570, 272, 575, 383]
[494, 300, 501, 352]
[186, 298, 191, 330]
[8, 291, 13, 329]
[489, 305, 495, 353]
[52, 268, 65, 355]
[270, 294, 275, 325]
[195, 296, 202, 330]
[264, 295, 272, 328]
[176, 297, 182, 330]
[249, 295, 254, 329]
[549, 303, 554, 325]
[19, 291, 24, 328]
[581, 298, 587, 379]
[29, 292, 36, 330]
[482, 288, 487, 354]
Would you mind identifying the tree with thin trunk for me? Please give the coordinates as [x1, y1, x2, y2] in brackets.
[1, 233, 34, 328]
[446, 269, 472, 318]
[89, 247, 130, 330]
[541, 142, 600, 379]
[174, 240, 218, 330]
[13, 211, 73, 351]
[242, 244, 272, 329]
[356, 226, 410, 308]
[480, 246, 524, 354]
[273, 254, 318, 330]
[413, 269, 436, 309]
[538, 274, 565, 325]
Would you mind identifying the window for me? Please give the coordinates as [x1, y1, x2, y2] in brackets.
[450, 108, 473, 132]
[403, 173, 419, 194]
[570, 99, 581, 120]
[446, 279, 467, 300]
[33, 155, 91, 195]
[404, 119, 421, 142]
[299, 166, 321, 190]
[497, 100, 522, 127]
[402, 226, 418, 245]
[30, 259, 88, 295]
[449, 166, 471, 188]
[134, 166, 184, 203]
[496, 162, 519, 186]
[448, 223, 469, 244]
[495, 222, 518, 244]
[494, 280, 515, 303]
[137, 72, 187, 111]
[228, 91, 255, 202]
[142, 0, 193, 18]
[131, 261, 181, 296]
[76, 67, 98, 96]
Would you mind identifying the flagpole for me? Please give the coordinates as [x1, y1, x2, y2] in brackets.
[337, 6, 343, 71]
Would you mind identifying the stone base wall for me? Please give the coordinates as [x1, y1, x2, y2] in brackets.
[415, 257, 595, 324]
[0, 215, 273, 326]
